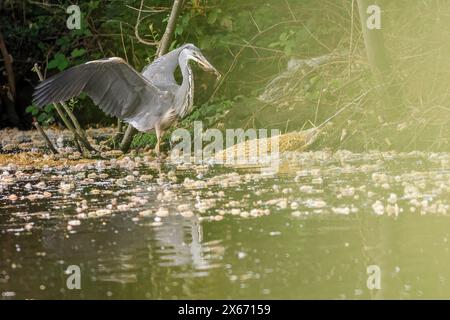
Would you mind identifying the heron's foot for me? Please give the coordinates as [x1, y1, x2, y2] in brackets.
[153, 145, 169, 160]
[152, 150, 166, 162]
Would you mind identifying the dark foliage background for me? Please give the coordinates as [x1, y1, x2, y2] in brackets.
[2, 0, 450, 151]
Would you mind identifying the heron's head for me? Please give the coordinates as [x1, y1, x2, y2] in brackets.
[181, 44, 220, 78]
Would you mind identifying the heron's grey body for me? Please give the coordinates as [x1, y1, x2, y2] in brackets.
[33, 43, 219, 154]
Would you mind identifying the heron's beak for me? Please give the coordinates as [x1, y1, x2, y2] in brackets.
[195, 53, 221, 78]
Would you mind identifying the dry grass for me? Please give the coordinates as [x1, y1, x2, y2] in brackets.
[213, 127, 321, 163]
[240, 1, 450, 152]
[0, 152, 97, 169]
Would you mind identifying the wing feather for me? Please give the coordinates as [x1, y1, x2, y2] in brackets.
[33, 57, 171, 122]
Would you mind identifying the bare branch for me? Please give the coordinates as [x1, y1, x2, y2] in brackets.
[32, 119, 58, 154]
[156, 0, 184, 57]
[134, 0, 159, 46]
[125, 4, 168, 13]
[0, 29, 15, 98]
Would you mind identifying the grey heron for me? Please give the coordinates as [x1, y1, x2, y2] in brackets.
[32, 43, 220, 154]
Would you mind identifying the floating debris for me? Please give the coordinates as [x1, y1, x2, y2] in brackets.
[372, 201, 384, 216]
[68, 220, 81, 226]
[138, 209, 153, 217]
[140, 174, 153, 182]
[7, 194, 18, 201]
[88, 209, 112, 218]
[332, 207, 350, 215]
[155, 207, 169, 217]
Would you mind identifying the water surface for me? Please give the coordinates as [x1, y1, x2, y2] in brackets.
[1, 150, 450, 299]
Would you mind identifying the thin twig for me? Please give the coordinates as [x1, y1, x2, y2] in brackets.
[32, 118, 58, 154]
[28, 0, 65, 10]
[209, 20, 301, 101]
[60, 101, 90, 142]
[125, 4, 168, 13]
[120, 22, 129, 62]
[284, 0, 296, 21]
[134, 0, 159, 46]
[249, 12, 261, 33]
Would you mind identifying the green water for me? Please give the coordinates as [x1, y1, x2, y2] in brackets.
[1, 151, 450, 299]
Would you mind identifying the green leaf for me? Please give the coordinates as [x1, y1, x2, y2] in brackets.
[56, 36, 70, 47]
[44, 116, 55, 125]
[207, 10, 219, 25]
[25, 105, 35, 114]
[48, 53, 69, 71]
[83, 28, 92, 36]
[71, 48, 86, 58]
[89, 0, 100, 9]
[268, 42, 280, 48]
[284, 42, 295, 55]
[37, 113, 48, 123]
[26, 104, 40, 116]
[57, 60, 69, 71]
[44, 104, 54, 113]
[175, 24, 184, 36]
[168, 40, 178, 51]
[220, 16, 233, 30]
[182, 13, 191, 26]
[47, 59, 58, 70]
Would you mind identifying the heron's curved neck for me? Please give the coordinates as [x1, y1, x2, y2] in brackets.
[178, 52, 192, 80]
[176, 51, 194, 117]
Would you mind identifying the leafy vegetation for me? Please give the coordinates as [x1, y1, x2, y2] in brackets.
[2, 0, 450, 151]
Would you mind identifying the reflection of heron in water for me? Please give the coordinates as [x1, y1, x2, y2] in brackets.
[152, 215, 223, 274]
[39, 213, 223, 287]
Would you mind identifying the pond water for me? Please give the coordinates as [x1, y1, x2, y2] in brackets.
[1, 150, 450, 299]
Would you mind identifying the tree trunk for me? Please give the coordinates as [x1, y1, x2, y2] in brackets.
[120, 0, 185, 153]
[357, 0, 402, 109]
[356, 0, 391, 77]
[0, 29, 20, 127]
[155, 0, 185, 57]
[0, 30, 16, 98]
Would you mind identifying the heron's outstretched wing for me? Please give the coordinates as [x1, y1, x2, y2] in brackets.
[33, 57, 170, 120]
